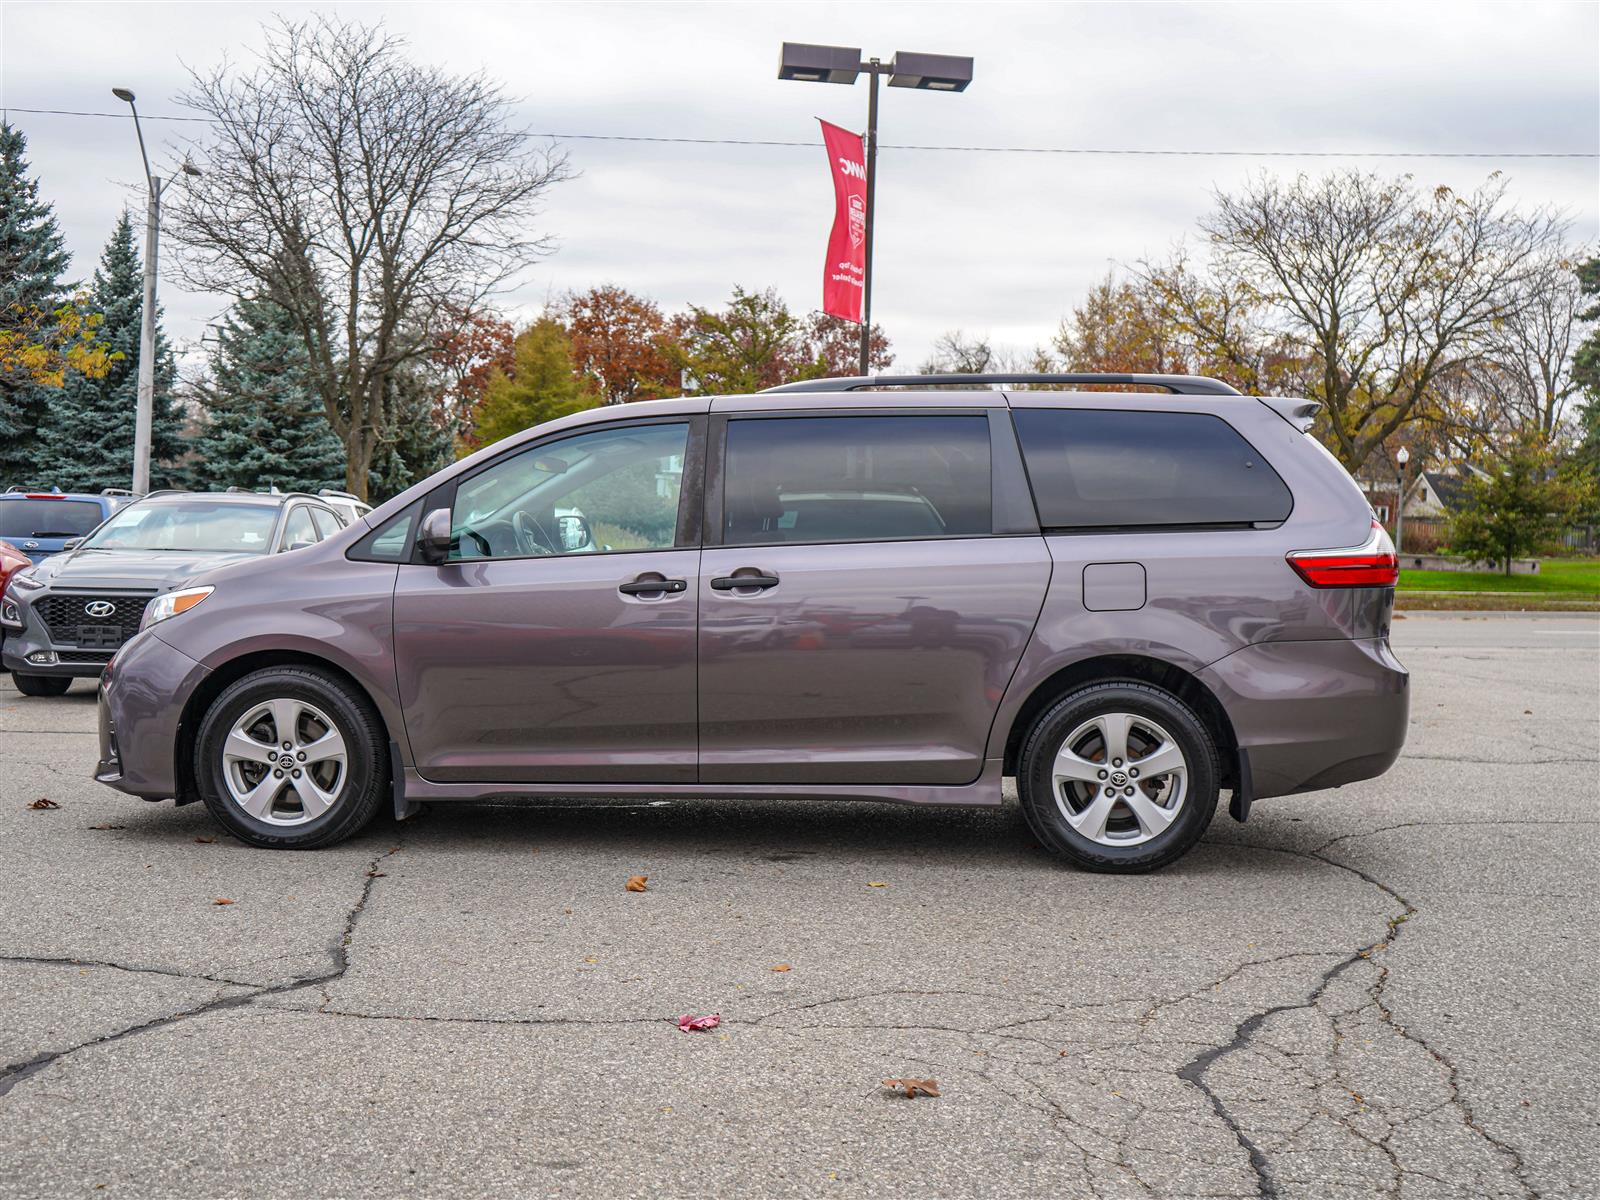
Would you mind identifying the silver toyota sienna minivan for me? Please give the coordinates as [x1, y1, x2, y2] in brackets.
[80, 373, 1408, 872]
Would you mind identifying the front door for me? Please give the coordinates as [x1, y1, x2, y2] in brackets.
[394, 418, 701, 783]
[698, 411, 1051, 786]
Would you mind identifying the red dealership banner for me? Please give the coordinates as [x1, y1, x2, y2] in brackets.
[819, 119, 867, 323]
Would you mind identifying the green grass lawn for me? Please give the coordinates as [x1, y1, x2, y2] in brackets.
[1397, 558, 1600, 595]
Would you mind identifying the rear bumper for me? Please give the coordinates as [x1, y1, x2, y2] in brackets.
[1199, 636, 1409, 800]
[95, 630, 209, 800]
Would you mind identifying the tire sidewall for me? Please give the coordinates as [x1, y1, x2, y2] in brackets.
[1019, 682, 1219, 872]
[196, 669, 382, 848]
[12, 673, 72, 697]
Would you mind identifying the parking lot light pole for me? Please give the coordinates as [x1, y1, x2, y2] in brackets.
[779, 44, 974, 375]
[112, 88, 200, 496]
[1395, 446, 1410, 558]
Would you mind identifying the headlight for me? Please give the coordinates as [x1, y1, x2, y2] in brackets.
[140, 585, 214, 631]
[10, 572, 44, 590]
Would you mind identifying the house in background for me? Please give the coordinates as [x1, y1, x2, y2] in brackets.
[1403, 464, 1492, 518]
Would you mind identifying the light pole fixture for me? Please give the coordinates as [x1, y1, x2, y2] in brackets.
[112, 87, 200, 495]
[1394, 446, 1411, 558]
[779, 42, 973, 375]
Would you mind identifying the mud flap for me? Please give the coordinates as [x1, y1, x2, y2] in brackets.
[391, 741, 421, 821]
[1228, 747, 1254, 823]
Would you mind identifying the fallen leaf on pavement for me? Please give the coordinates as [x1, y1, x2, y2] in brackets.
[212, 898, 235, 906]
[677, 1013, 721, 1031]
[27, 798, 60, 810]
[770, 964, 792, 972]
[882, 1078, 940, 1099]
[88, 824, 125, 831]
[367, 870, 386, 878]
[625, 875, 649, 892]
[866, 881, 887, 888]
[194, 836, 215, 844]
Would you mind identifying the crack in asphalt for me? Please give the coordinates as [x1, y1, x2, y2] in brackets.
[1177, 834, 1535, 1200]
[0, 842, 402, 1101]
[0, 954, 261, 989]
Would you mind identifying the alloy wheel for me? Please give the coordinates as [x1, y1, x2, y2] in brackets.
[1051, 711, 1189, 847]
[221, 698, 348, 826]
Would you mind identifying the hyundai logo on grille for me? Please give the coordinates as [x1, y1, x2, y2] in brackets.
[84, 601, 116, 619]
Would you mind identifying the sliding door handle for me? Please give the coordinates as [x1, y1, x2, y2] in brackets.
[710, 573, 780, 591]
[618, 578, 687, 595]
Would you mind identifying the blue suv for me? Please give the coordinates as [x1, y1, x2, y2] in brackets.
[0, 489, 134, 564]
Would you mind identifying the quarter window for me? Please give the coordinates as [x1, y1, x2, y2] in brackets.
[1011, 409, 1292, 529]
[722, 415, 992, 546]
[450, 422, 688, 560]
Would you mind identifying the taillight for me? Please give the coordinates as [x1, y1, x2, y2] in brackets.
[1287, 520, 1399, 588]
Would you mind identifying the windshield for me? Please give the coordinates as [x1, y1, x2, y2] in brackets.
[81, 501, 280, 553]
[0, 499, 104, 540]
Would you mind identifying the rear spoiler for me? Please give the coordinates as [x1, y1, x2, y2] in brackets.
[1258, 396, 1322, 433]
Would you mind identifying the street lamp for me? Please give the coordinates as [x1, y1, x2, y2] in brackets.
[1394, 446, 1411, 559]
[779, 42, 973, 375]
[112, 87, 201, 495]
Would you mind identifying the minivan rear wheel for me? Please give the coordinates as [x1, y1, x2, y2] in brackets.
[1018, 682, 1219, 873]
[195, 666, 388, 849]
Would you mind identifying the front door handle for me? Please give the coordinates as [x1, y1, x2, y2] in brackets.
[618, 577, 687, 595]
[710, 573, 780, 591]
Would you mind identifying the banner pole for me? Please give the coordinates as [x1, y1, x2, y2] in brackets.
[859, 61, 880, 376]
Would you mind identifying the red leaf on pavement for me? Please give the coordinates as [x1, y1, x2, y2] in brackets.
[677, 1013, 721, 1032]
[213, 898, 235, 906]
[27, 798, 60, 810]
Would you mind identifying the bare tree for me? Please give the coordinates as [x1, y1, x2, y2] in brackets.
[1477, 242, 1586, 441]
[1192, 172, 1564, 471]
[168, 17, 570, 498]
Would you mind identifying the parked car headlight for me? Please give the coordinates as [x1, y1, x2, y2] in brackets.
[9, 571, 44, 590]
[140, 586, 214, 631]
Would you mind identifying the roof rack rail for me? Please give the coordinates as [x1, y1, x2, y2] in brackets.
[317, 488, 363, 501]
[762, 372, 1242, 396]
[100, 487, 136, 496]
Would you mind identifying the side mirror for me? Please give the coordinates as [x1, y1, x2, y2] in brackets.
[287, 540, 315, 552]
[557, 513, 593, 552]
[416, 507, 453, 565]
[62, 538, 82, 550]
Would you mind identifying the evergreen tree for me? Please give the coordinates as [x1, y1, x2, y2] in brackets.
[466, 318, 598, 453]
[37, 213, 184, 491]
[0, 123, 73, 479]
[189, 296, 345, 493]
[367, 365, 456, 503]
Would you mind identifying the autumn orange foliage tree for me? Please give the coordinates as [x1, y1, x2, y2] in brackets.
[556, 285, 679, 404]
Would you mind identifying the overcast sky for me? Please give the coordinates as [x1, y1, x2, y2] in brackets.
[3, 0, 1597, 371]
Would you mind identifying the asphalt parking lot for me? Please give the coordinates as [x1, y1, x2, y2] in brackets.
[0, 612, 1595, 1200]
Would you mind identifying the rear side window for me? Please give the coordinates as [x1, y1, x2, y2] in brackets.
[722, 415, 991, 545]
[1012, 409, 1292, 529]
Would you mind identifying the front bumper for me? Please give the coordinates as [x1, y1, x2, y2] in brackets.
[95, 630, 209, 800]
[3, 593, 139, 678]
[1199, 635, 1409, 800]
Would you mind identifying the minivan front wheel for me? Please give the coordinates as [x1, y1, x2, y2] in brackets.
[1018, 682, 1219, 873]
[196, 666, 387, 849]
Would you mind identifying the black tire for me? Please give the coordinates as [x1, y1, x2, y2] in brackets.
[1017, 681, 1220, 873]
[12, 673, 71, 697]
[195, 666, 388, 849]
